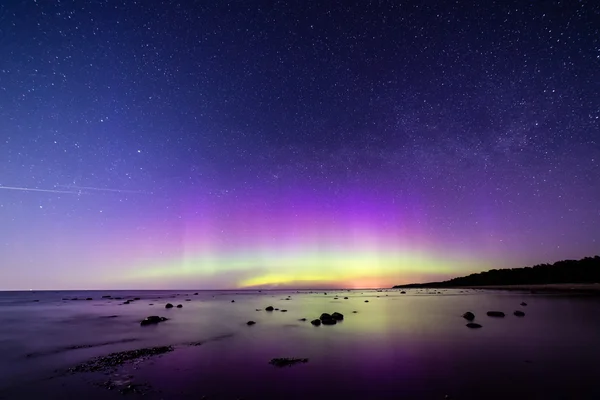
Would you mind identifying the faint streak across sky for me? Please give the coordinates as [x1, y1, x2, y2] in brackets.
[0, 185, 80, 194]
[57, 185, 149, 194]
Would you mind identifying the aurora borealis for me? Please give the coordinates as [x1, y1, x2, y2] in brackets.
[1, 1, 599, 290]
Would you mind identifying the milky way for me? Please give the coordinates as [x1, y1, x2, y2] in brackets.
[1, 1, 598, 289]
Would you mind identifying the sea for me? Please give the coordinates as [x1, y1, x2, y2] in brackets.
[1, 289, 599, 399]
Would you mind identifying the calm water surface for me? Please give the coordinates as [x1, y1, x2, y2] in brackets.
[1, 289, 599, 399]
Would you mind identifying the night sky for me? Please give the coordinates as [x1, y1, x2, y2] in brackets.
[1, 1, 599, 290]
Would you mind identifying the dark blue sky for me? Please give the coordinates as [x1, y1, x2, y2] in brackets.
[1, 0, 599, 289]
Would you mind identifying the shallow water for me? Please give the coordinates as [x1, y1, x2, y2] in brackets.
[1, 289, 600, 399]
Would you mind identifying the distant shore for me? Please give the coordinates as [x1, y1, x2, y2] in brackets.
[454, 283, 600, 293]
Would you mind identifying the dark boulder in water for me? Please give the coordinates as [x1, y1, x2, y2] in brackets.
[344, 297, 348, 299]
[194, 293, 199, 295]
[140, 316, 168, 326]
[321, 318, 337, 325]
[401, 291, 406, 294]
[320, 313, 332, 320]
[520, 302, 527, 306]
[462, 312, 475, 321]
[165, 303, 174, 309]
[246, 321, 256, 326]
[299, 318, 307, 321]
[514, 310, 525, 317]
[365, 300, 369, 303]
[86, 298, 93, 301]
[265, 306, 274, 311]
[466, 323, 482, 329]
[134, 298, 141, 301]
[176, 304, 183, 308]
[487, 311, 505, 317]
[331, 312, 344, 320]
[281, 309, 288, 312]
[231, 300, 235, 303]
[310, 319, 321, 326]
[352, 311, 358, 313]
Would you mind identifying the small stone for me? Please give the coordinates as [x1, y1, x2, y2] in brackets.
[344, 297, 348, 299]
[281, 309, 288, 312]
[246, 321, 256, 326]
[352, 311, 358, 313]
[165, 303, 174, 309]
[466, 323, 482, 328]
[514, 310, 525, 317]
[231, 300, 235, 303]
[331, 312, 344, 320]
[520, 302, 527, 306]
[321, 318, 337, 325]
[311, 319, 321, 326]
[486, 311, 505, 317]
[140, 316, 168, 326]
[176, 304, 183, 308]
[86, 298, 93, 300]
[134, 298, 141, 300]
[365, 300, 369, 303]
[265, 306, 274, 311]
[462, 312, 475, 321]
[299, 318, 307, 321]
[400, 291, 406, 294]
[320, 313, 332, 320]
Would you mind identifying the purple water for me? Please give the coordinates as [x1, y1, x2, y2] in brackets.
[1, 289, 599, 399]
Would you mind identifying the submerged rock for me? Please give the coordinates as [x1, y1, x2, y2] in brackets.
[486, 311, 505, 317]
[186, 299, 191, 301]
[462, 312, 475, 321]
[299, 318, 307, 321]
[102, 295, 112, 299]
[320, 313, 332, 320]
[265, 306, 274, 311]
[344, 297, 349, 299]
[246, 321, 256, 326]
[176, 304, 183, 308]
[68, 346, 173, 373]
[364, 300, 369, 303]
[194, 293, 199, 295]
[269, 358, 308, 367]
[231, 300, 235, 303]
[321, 318, 337, 325]
[134, 298, 141, 301]
[466, 323, 482, 329]
[281, 309, 288, 312]
[514, 310, 525, 317]
[311, 319, 321, 326]
[520, 302, 528, 306]
[165, 303, 174, 309]
[352, 311, 358, 313]
[86, 298, 93, 301]
[140, 316, 167, 326]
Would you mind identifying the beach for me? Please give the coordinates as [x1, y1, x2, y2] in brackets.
[1, 289, 600, 399]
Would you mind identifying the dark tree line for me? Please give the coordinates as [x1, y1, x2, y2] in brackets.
[393, 256, 600, 288]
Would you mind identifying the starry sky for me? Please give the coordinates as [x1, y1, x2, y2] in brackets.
[1, 0, 599, 290]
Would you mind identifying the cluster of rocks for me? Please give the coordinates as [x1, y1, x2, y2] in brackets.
[462, 303, 528, 328]
[311, 312, 344, 326]
[165, 303, 183, 309]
